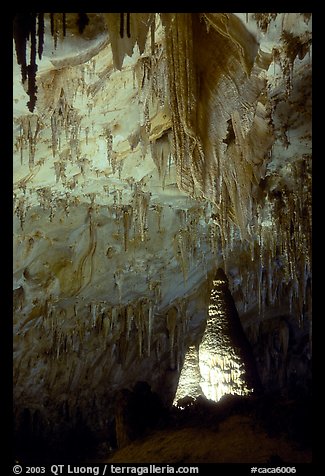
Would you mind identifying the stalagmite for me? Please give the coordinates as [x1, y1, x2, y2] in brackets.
[174, 345, 201, 405]
[197, 269, 262, 401]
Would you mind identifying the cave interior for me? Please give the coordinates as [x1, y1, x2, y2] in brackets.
[12, 12, 312, 463]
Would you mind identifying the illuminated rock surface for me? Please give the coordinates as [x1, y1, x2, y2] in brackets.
[13, 13, 312, 460]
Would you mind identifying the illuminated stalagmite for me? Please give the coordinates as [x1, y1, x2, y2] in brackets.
[174, 268, 262, 404]
[13, 13, 312, 458]
[199, 268, 262, 401]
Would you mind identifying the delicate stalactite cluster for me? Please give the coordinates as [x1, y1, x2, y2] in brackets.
[253, 13, 277, 33]
[14, 115, 43, 169]
[166, 301, 190, 371]
[104, 127, 113, 164]
[173, 207, 204, 282]
[50, 89, 82, 161]
[13, 289, 192, 428]
[134, 43, 169, 139]
[13, 13, 94, 112]
[269, 14, 312, 96]
[227, 155, 312, 327]
[14, 196, 28, 230]
[13, 14, 311, 290]
[261, 160, 312, 323]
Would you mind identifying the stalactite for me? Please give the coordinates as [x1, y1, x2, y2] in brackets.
[271, 28, 311, 97]
[37, 13, 44, 60]
[111, 152, 118, 175]
[51, 114, 58, 158]
[249, 156, 312, 325]
[126, 13, 131, 38]
[74, 207, 97, 295]
[152, 204, 163, 233]
[134, 300, 144, 357]
[143, 102, 151, 135]
[91, 302, 97, 328]
[27, 14, 37, 112]
[102, 312, 110, 339]
[14, 13, 46, 111]
[132, 186, 150, 242]
[15, 197, 26, 230]
[77, 13, 89, 34]
[13, 14, 29, 83]
[62, 13, 66, 37]
[208, 218, 218, 255]
[166, 306, 178, 369]
[173, 229, 190, 283]
[151, 134, 170, 189]
[119, 13, 124, 38]
[174, 300, 189, 372]
[117, 160, 124, 180]
[50, 90, 81, 160]
[148, 279, 161, 304]
[253, 13, 277, 33]
[50, 13, 54, 37]
[15, 117, 27, 165]
[18, 123, 24, 165]
[126, 305, 134, 339]
[114, 269, 123, 303]
[146, 301, 154, 356]
[105, 13, 152, 70]
[161, 13, 205, 197]
[27, 115, 42, 169]
[122, 206, 133, 252]
[150, 14, 156, 56]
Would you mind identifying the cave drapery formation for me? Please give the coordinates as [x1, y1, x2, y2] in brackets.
[13, 13, 312, 455]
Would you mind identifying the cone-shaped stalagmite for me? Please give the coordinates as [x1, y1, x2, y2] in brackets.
[199, 268, 262, 401]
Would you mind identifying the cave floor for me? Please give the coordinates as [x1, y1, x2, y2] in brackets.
[96, 396, 312, 464]
[102, 415, 311, 464]
[15, 395, 312, 464]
